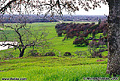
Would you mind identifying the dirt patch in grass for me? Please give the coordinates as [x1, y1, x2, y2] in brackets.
[96, 59, 105, 62]
[70, 63, 83, 66]
[0, 62, 6, 63]
[51, 58, 58, 59]
[0, 62, 7, 65]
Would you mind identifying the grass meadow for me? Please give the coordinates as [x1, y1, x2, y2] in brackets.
[0, 22, 120, 81]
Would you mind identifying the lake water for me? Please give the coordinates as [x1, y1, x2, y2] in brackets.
[0, 41, 18, 51]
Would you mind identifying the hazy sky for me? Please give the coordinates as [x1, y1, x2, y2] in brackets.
[63, 4, 109, 15]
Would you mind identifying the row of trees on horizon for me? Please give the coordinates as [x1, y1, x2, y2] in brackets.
[0, 15, 107, 23]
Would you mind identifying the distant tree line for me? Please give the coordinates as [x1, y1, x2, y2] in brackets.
[55, 21, 108, 58]
[0, 15, 107, 23]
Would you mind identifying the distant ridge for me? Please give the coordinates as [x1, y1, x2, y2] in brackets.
[0, 15, 107, 23]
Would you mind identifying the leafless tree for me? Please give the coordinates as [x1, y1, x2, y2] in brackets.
[0, 15, 48, 57]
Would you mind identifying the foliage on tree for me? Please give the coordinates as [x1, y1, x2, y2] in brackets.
[0, 0, 107, 15]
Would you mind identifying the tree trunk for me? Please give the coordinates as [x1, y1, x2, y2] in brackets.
[19, 47, 26, 57]
[106, 0, 120, 76]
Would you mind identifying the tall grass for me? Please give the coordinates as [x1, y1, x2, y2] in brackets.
[0, 56, 119, 81]
[0, 56, 115, 81]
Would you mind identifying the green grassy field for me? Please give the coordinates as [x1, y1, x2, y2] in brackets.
[0, 56, 113, 81]
[0, 22, 119, 81]
[0, 56, 119, 81]
[0, 22, 108, 57]
[0, 22, 94, 57]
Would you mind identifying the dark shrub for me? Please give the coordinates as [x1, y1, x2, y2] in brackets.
[99, 54, 102, 58]
[57, 30, 62, 37]
[27, 50, 39, 57]
[58, 33, 62, 37]
[64, 52, 71, 56]
[73, 38, 89, 47]
[44, 52, 55, 56]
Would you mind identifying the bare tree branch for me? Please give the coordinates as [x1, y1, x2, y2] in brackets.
[0, 0, 18, 13]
